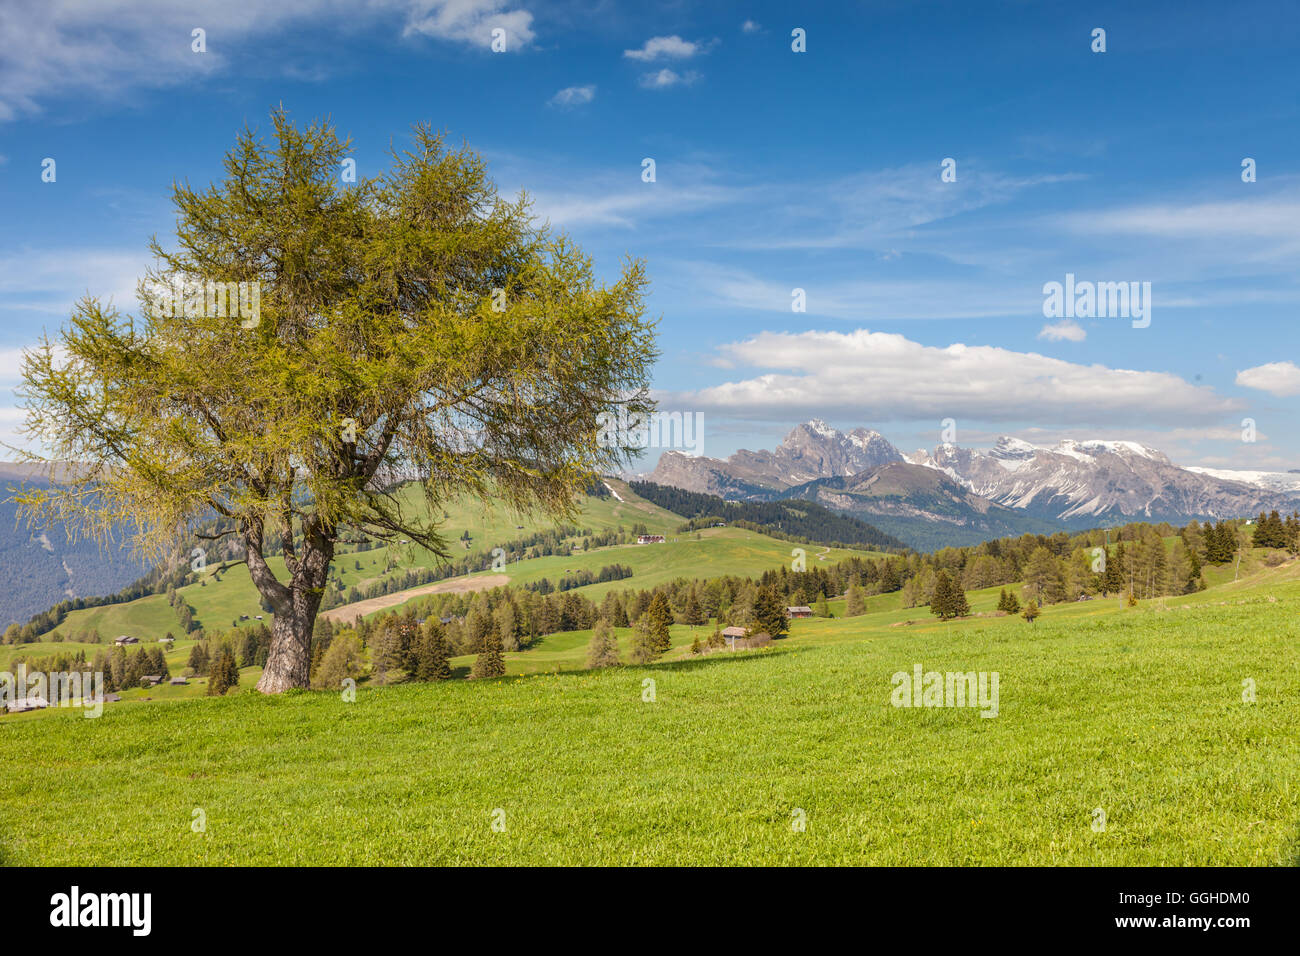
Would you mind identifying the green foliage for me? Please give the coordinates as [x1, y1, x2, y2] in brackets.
[470, 631, 505, 680]
[16, 111, 658, 691]
[646, 593, 673, 652]
[753, 584, 789, 639]
[415, 622, 452, 681]
[585, 618, 621, 669]
[845, 584, 867, 617]
[629, 616, 661, 664]
[312, 633, 363, 691]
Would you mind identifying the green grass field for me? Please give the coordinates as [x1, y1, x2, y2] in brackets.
[3, 556, 1297, 865]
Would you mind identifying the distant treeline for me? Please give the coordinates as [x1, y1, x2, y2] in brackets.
[524, 563, 633, 594]
[628, 481, 905, 551]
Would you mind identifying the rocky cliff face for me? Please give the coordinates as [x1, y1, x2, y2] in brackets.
[647, 419, 902, 495]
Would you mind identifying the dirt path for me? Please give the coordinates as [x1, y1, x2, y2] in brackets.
[321, 573, 510, 623]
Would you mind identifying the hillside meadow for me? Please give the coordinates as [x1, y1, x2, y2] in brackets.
[2, 560, 1296, 865]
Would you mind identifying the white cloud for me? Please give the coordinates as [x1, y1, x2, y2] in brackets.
[0, 1, 535, 121]
[741, 20, 760, 33]
[1037, 319, 1086, 342]
[670, 329, 1241, 427]
[548, 84, 595, 108]
[638, 68, 700, 89]
[623, 35, 700, 61]
[401, 0, 535, 49]
[1236, 361, 1300, 397]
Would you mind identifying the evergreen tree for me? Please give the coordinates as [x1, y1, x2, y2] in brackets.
[845, 584, 867, 617]
[187, 642, 209, 676]
[1185, 547, 1204, 594]
[948, 580, 970, 617]
[470, 630, 506, 679]
[1102, 546, 1124, 595]
[629, 616, 661, 664]
[415, 623, 452, 681]
[754, 585, 789, 639]
[814, 591, 830, 618]
[585, 619, 621, 669]
[207, 647, 239, 696]
[683, 587, 705, 627]
[930, 570, 954, 620]
[1021, 600, 1040, 625]
[646, 592, 673, 652]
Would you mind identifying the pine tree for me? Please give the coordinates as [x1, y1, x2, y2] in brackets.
[470, 630, 506, 679]
[646, 593, 673, 652]
[930, 570, 954, 620]
[949, 581, 970, 618]
[683, 588, 705, 627]
[1003, 589, 1020, 614]
[187, 642, 209, 676]
[845, 584, 866, 617]
[415, 623, 452, 681]
[585, 619, 621, 669]
[207, 647, 239, 695]
[1102, 547, 1124, 596]
[1185, 547, 1204, 594]
[1021, 600, 1040, 625]
[754, 585, 789, 638]
[1252, 512, 1270, 548]
[629, 616, 661, 664]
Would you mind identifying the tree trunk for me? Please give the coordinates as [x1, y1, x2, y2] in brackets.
[256, 599, 319, 693]
[251, 521, 334, 694]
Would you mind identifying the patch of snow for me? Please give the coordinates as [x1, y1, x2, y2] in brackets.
[1186, 466, 1300, 494]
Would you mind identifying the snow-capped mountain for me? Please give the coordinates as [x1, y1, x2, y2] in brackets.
[646, 419, 903, 496]
[643, 420, 1297, 530]
[907, 436, 1295, 523]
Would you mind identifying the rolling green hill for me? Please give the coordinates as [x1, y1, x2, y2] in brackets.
[25, 480, 885, 644]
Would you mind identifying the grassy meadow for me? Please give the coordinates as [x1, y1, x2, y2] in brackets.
[2, 555, 1297, 865]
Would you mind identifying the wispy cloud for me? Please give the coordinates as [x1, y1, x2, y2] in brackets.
[1038, 319, 1086, 342]
[548, 84, 595, 108]
[623, 35, 703, 61]
[638, 68, 700, 89]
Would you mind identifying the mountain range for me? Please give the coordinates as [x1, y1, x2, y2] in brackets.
[645, 420, 1299, 548]
[0, 463, 151, 629]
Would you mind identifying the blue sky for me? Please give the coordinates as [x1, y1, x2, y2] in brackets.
[2, 0, 1299, 471]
